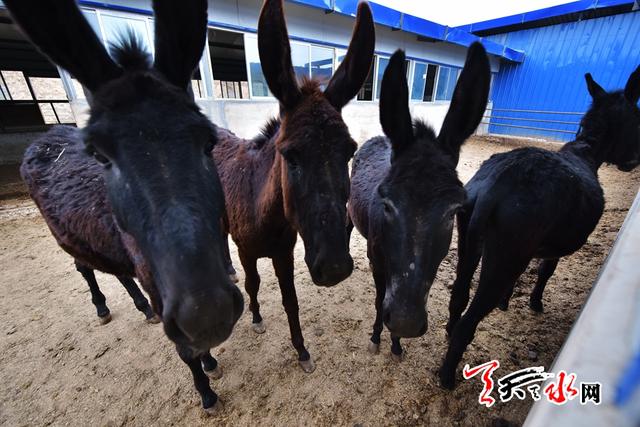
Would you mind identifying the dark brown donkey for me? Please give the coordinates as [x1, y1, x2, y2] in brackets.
[10, 0, 242, 413]
[213, 0, 374, 372]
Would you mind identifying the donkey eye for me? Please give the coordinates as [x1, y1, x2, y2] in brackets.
[86, 144, 110, 166]
[283, 150, 300, 170]
[382, 200, 394, 218]
[93, 151, 110, 166]
[204, 140, 215, 155]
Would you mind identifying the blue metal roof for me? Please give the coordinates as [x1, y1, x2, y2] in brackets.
[287, 0, 525, 62]
[456, 0, 638, 33]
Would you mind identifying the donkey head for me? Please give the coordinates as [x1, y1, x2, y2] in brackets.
[582, 66, 640, 172]
[6, 0, 243, 352]
[258, 0, 375, 286]
[376, 45, 490, 338]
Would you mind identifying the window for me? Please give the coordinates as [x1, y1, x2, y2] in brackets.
[99, 13, 153, 55]
[245, 36, 269, 97]
[83, 10, 102, 38]
[0, 76, 9, 100]
[310, 46, 334, 87]
[411, 62, 438, 102]
[28, 77, 67, 100]
[374, 56, 389, 100]
[435, 66, 459, 101]
[291, 42, 310, 82]
[1, 71, 74, 125]
[2, 71, 32, 100]
[208, 28, 248, 99]
[245, 36, 339, 99]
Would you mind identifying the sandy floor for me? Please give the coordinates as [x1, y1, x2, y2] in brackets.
[1, 136, 638, 426]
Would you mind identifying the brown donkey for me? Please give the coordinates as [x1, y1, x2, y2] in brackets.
[213, 0, 375, 372]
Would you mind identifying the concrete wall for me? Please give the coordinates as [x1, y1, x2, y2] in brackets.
[70, 98, 491, 143]
[0, 132, 44, 165]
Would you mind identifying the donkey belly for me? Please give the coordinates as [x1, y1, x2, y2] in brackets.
[534, 209, 602, 259]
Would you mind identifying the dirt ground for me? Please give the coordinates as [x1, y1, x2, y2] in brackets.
[1, 136, 638, 427]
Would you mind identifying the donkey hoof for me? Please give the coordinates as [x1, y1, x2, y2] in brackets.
[98, 313, 112, 325]
[299, 358, 316, 373]
[204, 365, 223, 380]
[229, 273, 239, 284]
[438, 369, 456, 390]
[204, 399, 224, 415]
[251, 321, 266, 334]
[145, 313, 162, 324]
[529, 299, 544, 313]
[367, 341, 380, 355]
[390, 352, 404, 363]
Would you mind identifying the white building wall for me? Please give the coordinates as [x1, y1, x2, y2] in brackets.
[72, 98, 492, 143]
[67, 0, 497, 143]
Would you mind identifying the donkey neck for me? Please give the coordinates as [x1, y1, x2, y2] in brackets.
[561, 118, 611, 174]
[254, 133, 289, 230]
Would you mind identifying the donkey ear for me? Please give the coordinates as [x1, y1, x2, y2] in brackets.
[3, 0, 121, 92]
[152, 0, 208, 91]
[380, 50, 412, 154]
[258, 0, 302, 110]
[324, 2, 376, 111]
[585, 73, 606, 100]
[624, 65, 640, 105]
[438, 42, 490, 165]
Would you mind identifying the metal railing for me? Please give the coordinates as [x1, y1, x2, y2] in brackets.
[482, 107, 585, 137]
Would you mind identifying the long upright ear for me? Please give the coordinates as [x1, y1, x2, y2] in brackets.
[152, 0, 208, 91]
[380, 50, 412, 155]
[585, 73, 606, 99]
[3, 0, 121, 92]
[438, 42, 490, 165]
[324, 2, 376, 111]
[624, 65, 640, 105]
[258, 0, 302, 110]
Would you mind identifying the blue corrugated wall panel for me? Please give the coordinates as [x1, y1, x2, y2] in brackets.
[488, 10, 640, 141]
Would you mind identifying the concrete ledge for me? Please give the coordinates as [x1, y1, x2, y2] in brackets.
[525, 189, 640, 426]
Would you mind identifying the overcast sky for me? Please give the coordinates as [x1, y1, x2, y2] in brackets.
[372, 0, 574, 26]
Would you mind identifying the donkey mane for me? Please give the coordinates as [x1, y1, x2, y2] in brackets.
[413, 119, 437, 142]
[299, 77, 325, 94]
[109, 31, 152, 71]
[252, 117, 281, 149]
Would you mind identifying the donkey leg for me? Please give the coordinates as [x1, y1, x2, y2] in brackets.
[176, 345, 221, 414]
[201, 351, 223, 380]
[497, 283, 516, 311]
[75, 261, 111, 324]
[222, 232, 238, 284]
[272, 251, 313, 373]
[390, 336, 403, 362]
[367, 262, 385, 354]
[529, 258, 559, 313]
[439, 248, 530, 390]
[446, 210, 481, 337]
[116, 276, 159, 323]
[239, 253, 264, 334]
